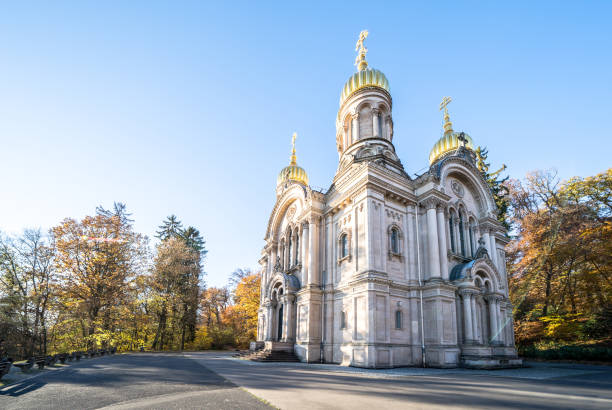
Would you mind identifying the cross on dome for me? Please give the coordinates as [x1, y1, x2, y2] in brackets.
[354, 30, 369, 71]
[290, 132, 297, 165]
[440, 96, 454, 136]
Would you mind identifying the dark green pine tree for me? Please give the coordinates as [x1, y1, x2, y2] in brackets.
[178, 226, 206, 347]
[156, 215, 184, 240]
[475, 146, 510, 230]
[180, 226, 207, 256]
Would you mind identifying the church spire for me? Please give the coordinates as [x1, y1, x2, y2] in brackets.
[440, 96, 454, 137]
[289, 132, 298, 165]
[354, 30, 369, 71]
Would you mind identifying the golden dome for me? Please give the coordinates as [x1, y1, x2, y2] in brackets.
[340, 68, 390, 105]
[277, 164, 309, 186]
[277, 132, 309, 186]
[429, 131, 475, 165]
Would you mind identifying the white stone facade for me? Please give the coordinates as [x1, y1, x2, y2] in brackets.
[256, 53, 520, 369]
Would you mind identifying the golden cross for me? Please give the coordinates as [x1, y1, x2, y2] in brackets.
[354, 30, 369, 69]
[355, 30, 369, 52]
[439, 96, 452, 113]
[289, 132, 298, 165]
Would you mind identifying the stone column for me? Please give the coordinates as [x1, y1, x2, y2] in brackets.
[282, 297, 291, 342]
[343, 125, 349, 149]
[495, 298, 503, 345]
[385, 115, 392, 140]
[471, 295, 479, 343]
[308, 217, 319, 286]
[489, 231, 499, 268]
[425, 200, 441, 279]
[436, 206, 449, 280]
[265, 301, 274, 341]
[508, 309, 516, 347]
[463, 221, 470, 257]
[351, 113, 360, 142]
[301, 223, 309, 285]
[469, 225, 476, 257]
[461, 291, 474, 343]
[286, 294, 295, 341]
[455, 219, 461, 255]
[295, 232, 300, 266]
[487, 296, 499, 344]
[325, 215, 332, 285]
[285, 238, 290, 270]
[261, 260, 268, 304]
[372, 108, 380, 138]
[367, 201, 374, 270]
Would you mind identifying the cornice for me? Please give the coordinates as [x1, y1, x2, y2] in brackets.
[417, 188, 451, 207]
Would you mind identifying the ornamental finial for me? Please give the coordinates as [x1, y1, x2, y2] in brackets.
[290, 132, 297, 165]
[439, 96, 454, 137]
[355, 30, 369, 71]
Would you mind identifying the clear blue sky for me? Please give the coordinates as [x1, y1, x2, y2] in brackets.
[1, 1, 610, 287]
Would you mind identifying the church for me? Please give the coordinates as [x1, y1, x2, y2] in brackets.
[255, 31, 521, 369]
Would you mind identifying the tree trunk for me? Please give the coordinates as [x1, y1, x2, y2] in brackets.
[543, 264, 553, 317]
[152, 304, 167, 350]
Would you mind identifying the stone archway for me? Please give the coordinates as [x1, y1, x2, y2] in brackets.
[262, 272, 300, 344]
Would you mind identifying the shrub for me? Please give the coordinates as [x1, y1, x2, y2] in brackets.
[519, 343, 612, 362]
[541, 314, 582, 340]
[514, 320, 545, 345]
[581, 305, 612, 339]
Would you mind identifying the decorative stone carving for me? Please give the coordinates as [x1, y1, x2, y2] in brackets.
[421, 197, 441, 210]
[286, 205, 296, 221]
[274, 256, 283, 272]
[474, 237, 489, 259]
[451, 179, 465, 198]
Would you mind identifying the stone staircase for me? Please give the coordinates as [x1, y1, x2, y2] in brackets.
[235, 344, 301, 363]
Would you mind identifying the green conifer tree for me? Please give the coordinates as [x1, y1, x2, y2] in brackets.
[475, 146, 510, 229]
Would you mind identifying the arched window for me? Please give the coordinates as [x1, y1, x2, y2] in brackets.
[390, 227, 399, 254]
[340, 233, 348, 258]
[449, 214, 456, 253]
[459, 212, 466, 256]
[395, 310, 402, 329]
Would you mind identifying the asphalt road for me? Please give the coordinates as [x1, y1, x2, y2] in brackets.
[0, 353, 271, 410]
[3, 352, 612, 409]
[188, 352, 612, 410]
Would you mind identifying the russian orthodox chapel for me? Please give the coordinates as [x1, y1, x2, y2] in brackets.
[255, 31, 521, 368]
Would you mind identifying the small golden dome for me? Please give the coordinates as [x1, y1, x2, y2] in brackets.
[277, 132, 309, 186]
[340, 68, 390, 105]
[429, 132, 475, 165]
[277, 164, 309, 186]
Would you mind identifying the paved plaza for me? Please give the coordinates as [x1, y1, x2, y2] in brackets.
[1, 352, 612, 409]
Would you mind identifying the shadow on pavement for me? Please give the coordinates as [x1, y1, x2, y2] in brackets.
[0, 379, 47, 397]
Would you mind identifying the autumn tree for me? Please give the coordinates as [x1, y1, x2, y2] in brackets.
[507, 169, 612, 347]
[0, 229, 55, 357]
[230, 272, 261, 347]
[151, 215, 205, 350]
[150, 236, 202, 350]
[229, 267, 252, 289]
[51, 203, 149, 351]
